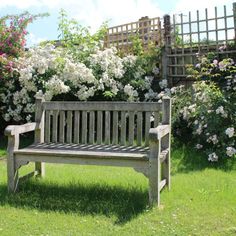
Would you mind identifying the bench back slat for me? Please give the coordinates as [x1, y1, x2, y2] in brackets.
[59, 111, 65, 143]
[66, 111, 73, 143]
[52, 110, 58, 142]
[105, 111, 111, 145]
[73, 111, 80, 143]
[145, 112, 151, 146]
[120, 111, 126, 146]
[45, 110, 51, 143]
[128, 111, 135, 146]
[97, 111, 103, 144]
[42, 101, 163, 146]
[112, 111, 119, 145]
[89, 111, 95, 144]
[81, 111, 87, 144]
[137, 112, 143, 146]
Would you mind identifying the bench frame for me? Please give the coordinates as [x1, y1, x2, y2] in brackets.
[5, 93, 171, 206]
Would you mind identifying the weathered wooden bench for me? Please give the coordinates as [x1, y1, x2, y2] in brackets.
[5, 92, 171, 206]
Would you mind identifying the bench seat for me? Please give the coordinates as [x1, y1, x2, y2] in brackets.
[15, 143, 149, 161]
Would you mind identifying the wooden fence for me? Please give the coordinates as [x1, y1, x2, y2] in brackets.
[104, 2, 236, 86]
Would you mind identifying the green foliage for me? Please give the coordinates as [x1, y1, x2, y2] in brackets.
[128, 34, 144, 56]
[57, 9, 108, 62]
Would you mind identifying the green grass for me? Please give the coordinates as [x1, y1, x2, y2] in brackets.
[0, 136, 7, 158]
[0, 137, 236, 235]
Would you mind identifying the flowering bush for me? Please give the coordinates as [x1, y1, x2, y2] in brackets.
[0, 12, 48, 57]
[171, 55, 236, 161]
[0, 44, 159, 123]
[0, 12, 48, 132]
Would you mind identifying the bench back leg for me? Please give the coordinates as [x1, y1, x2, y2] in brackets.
[35, 162, 45, 177]
[162, 133, 171, 190]
[34, 93, 45, 178]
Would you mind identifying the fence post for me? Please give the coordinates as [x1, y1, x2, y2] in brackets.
[233, 2, 236, 44]
[162, 14, 172, 87]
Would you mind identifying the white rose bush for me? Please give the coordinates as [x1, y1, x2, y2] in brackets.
[0, 44, 159, 124]
[171, 55, 236, 161]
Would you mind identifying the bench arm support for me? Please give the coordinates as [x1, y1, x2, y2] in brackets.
[4, 122, 37, 137]
[149, 124, 170, 142]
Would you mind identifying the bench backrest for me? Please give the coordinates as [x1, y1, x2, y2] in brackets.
[35, 97, 171, 147]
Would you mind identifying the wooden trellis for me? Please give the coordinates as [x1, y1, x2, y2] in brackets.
[104, 16, 163, 52]
[164, 2, 236, 86]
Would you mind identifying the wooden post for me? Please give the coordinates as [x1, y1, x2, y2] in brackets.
[34, 90, 45, 177]
[162, 96, 171, 189]
[162, 14, 172, 87]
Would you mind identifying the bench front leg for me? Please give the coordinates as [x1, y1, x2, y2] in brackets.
[148, 137, 161, 207]
[6, 134, 20, 193]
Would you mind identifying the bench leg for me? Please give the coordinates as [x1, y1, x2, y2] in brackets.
[148, 141, 161, 207]
[7, 155, 19, 193]
[35, 162, 45, 177]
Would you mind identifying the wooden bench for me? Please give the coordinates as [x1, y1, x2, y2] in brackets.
[5, 92, 171, 206]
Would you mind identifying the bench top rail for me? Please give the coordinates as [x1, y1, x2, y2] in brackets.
[42, 101, 162, 112]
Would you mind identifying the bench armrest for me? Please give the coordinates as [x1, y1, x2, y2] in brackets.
[4, 122, 37, 136]
[149, 124, 170, 142]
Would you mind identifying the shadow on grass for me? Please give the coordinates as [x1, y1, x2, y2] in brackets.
[0, 180, 148, 225]
[172, 142, 236, 174]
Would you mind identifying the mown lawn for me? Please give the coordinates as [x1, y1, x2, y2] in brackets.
[0, 136, 236, 236]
